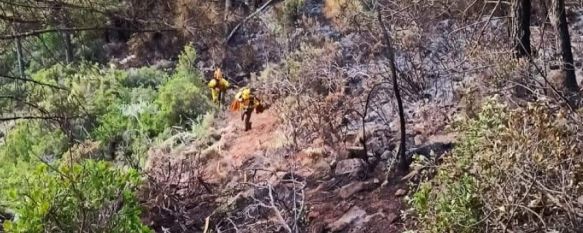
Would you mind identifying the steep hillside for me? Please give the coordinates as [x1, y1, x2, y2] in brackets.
[3, 0, 583, 232]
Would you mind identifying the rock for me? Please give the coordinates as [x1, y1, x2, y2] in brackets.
[338, 179, 381, 199]
[313, 138, 325, 146]
[347, 146, 366, 159]
[338, 182, 365, 199]
[380, 150, 392, 160]
[414, 134, 426, 146]
[209, 131, 222, 141]
[302, 147, 328, 159]
[367, 154, 378, 166]
[200, 147, 221, 162]
[354, 131, 372, 146]
[395, 189, 407, 197]
[312, 160, 332, 178]
[309, 222, 327, 233]
[344, 132, 358, 145]
[578, 195, 583, 205]
[151, 59, 175, 70]
[334, 158, 366, 176]
[406, 142, 455, 159]
[328, 206, 367, 232]
[227, 189, 255, 209]
[119, 55, 136, 65]
[387, 213, 399, 223]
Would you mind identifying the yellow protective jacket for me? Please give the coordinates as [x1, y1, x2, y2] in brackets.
[231, 88, 261, 111]
[208, 78, 230, 90]
[208, 69, 230, 103]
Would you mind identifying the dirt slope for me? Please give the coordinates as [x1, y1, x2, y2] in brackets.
[142, 101, 417, 232]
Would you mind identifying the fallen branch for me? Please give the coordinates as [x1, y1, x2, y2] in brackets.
[0, 114, 83, 122]
[225, 0, 276, 43]
[0, 74, 68, 90]
[0, 27, 176, 40]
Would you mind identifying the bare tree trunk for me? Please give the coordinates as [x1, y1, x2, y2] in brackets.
[377, 11, 408, 172]
[63, 31, 74, 64]
[511, 0, 531, 58]
[16, 38, 25, 78]
[552, 0, 579, 92]
[224, 0, 231, 34]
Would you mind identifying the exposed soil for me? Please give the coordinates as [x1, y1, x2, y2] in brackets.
[142, 104, 411, 232]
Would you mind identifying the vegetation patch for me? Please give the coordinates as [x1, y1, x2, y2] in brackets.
[410, 97, 583, 232]
[3, 160, 150, 233]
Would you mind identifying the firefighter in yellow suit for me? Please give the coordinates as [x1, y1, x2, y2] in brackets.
[230, 87, 263, 131]
[208, 68, 230, 106]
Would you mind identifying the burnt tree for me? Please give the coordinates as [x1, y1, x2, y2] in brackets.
[511, 0, 531, 58]
[551, 0, 579, 92]
[377, 11, 408, 172]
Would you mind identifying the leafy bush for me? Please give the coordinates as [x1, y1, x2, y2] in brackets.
[0, 121, 67, 163]
[410, 97, 583, 232]
[276, 0, 305, 27]
[122, 67, 168, 89]
[409, 99, 510, 232]
[156, 75, 210, 127]
[174, 43, 204, 88]
[2, 160, 152, 233]
[156, 44, 210, 127]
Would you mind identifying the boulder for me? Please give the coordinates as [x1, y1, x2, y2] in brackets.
[338, 181, 365, 199]
[327, 206, 367, 232]
[395, 189, 407, 197]
[380, 150, 392, 160]
[414, 134, 426, 146]
[338, 179, 380, 199]
[346, 146, 366, 159]
[334, 158, 366, 177]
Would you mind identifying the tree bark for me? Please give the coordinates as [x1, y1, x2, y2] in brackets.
[377, 11, 408, 171]
[511, 0, 531, 58]
[552, 0, 579, 92]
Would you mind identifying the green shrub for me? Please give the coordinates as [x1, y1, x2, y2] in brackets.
[0, 121, 67, 163]
[122, 67, 168, 89]
[2, 160, 152, 233]
[280, 0, 306, 26]
[410, 98, 505, 232]
[191, 111, 216, 139]
[0, 122, 68, 218]
[174, 43, 204, 88]
[410, 97, 583, 232]
[26, 32, 65, 73]
[156, 44, 210, 127]
[156, 75, 210, 127]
